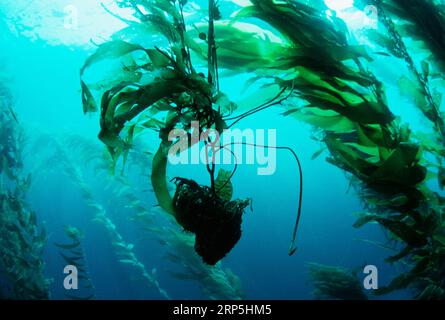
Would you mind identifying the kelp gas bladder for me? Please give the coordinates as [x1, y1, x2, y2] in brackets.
[80, 0, 304, 265]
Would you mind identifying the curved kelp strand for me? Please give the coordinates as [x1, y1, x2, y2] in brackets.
[214, 142, 303, 256]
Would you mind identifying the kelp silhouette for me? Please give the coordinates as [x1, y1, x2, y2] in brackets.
[55, 226, 96, 300]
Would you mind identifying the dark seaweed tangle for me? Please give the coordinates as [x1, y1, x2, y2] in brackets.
[0, 77, 50, 299]
[210, 0, 445, 299]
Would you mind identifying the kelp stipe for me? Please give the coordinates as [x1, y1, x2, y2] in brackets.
[358, 0, 445, 299]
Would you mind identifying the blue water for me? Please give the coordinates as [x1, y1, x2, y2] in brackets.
[0, 1, 414, 300]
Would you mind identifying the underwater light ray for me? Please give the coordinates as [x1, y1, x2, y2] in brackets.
[216, 142, 303, 256]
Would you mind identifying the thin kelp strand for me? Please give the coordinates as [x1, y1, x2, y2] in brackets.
[216, 142, 303, 256]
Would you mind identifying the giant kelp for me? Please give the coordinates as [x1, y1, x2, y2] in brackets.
[370, 0, 445, 70]
[210, 0, 444, 299]
[30, 132, 243, 299]
[0, 78, 50, 299]
[356, 0, 445, 297]
[64, 134, 244, 299]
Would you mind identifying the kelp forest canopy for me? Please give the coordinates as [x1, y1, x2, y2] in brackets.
[78, 0, 445, 299]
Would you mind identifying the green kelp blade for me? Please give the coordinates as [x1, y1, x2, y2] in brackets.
[215, 169, 233, 201]
[397, 76, 430, 118]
